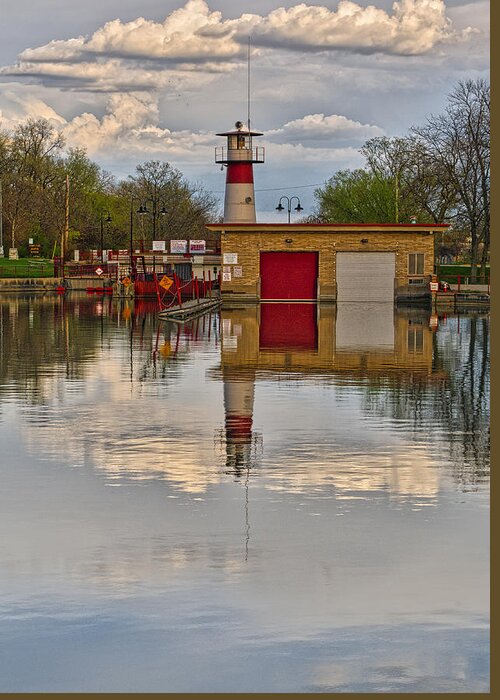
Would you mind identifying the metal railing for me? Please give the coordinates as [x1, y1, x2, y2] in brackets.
[215, 146, 265, 163]
[438, 273, 490, 290]
[0, 260, 55, 278]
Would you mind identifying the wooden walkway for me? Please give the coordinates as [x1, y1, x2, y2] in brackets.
[158, 296, 221, 322]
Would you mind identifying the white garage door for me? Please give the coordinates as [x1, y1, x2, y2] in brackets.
[336, 252, 395, 302]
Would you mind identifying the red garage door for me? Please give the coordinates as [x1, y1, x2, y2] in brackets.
[260, 252, 318, 300]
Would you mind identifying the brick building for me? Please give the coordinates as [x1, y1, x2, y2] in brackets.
[205, 222, 449, 303]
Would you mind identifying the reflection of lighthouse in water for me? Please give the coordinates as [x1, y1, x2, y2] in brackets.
[222, 369, 261, 477]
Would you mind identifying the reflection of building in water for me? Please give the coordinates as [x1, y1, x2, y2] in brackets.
[215, 303, 448, 492]
[219, 303, 444, 379]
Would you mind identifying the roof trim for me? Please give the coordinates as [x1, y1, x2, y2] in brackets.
[206, 222, 449, 231]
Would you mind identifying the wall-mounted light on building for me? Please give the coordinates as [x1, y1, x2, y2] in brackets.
[361, 238, 369, 243]
[285, 238, 293, 243]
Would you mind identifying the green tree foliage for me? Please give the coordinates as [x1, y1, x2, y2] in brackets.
[0, 124, 220, 257]
[0, 118, 65, 251]
[315, 169, 403, 223]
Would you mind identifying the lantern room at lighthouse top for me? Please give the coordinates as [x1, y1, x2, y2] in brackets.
[215, 121, 265, 164]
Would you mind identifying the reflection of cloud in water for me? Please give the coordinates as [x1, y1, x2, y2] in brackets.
[262, 444, 439, 499]
[17, 342, 441, 499]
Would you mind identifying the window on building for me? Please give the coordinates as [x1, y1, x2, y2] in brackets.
[408, 253, 425, 275]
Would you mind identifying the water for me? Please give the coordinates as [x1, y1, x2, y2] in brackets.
[0, 295, 489, 692]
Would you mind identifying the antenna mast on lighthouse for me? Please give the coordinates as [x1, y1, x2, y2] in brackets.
[215, 38, 264, 223]
[247, 36, 251, 131]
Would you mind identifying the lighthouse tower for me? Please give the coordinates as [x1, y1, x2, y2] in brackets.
[215, 121, 264, 223]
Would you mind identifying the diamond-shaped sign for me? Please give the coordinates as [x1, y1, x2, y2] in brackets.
[159, 275, 174, 291]
[95, 267, 104, 276]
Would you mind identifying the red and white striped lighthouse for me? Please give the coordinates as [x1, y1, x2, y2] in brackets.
[215, 121, 264, 223]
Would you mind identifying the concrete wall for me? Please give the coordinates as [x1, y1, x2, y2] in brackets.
[0, 277, 60, 291]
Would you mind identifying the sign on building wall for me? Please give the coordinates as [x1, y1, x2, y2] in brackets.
[171, 240, 187, 253]
[222, 271, 231, 282]
[152, 240, 166, 251]
[223, 253, 238, 265]
[189, 240, 206, 254]
[233, 266, 243, 277]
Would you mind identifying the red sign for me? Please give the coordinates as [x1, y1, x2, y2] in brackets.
[95, 267, 104, 276]
[189, 240, 206, 254]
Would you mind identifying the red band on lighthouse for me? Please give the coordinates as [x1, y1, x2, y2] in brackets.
[226, 163, 254, 184]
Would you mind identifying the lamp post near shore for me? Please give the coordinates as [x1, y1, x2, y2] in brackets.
[129, 198, 142, 278]
[276, 195, 303, 224]
[99, 211, 112, 261]
[137, 199, 168, 248]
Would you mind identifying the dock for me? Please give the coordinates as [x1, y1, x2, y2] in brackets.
[158, 296, 221, 322]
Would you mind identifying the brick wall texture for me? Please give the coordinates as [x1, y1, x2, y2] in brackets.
[220, 229, 435, 300]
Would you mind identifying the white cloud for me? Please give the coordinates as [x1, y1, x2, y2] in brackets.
[0, 88, 376, 175]
[0, 0, 477, 92]
[266, 113, 383, 146]
[0, 89, 66, 126]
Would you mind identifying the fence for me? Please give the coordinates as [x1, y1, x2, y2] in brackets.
[152, 270, 220, 310]
[0, 260, 54, 278]
[438, 273, 490, 291]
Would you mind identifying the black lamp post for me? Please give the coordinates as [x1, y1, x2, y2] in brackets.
[129, 197, 143, 277]
[276, 195, 303, 224]
[99, 211, 112, 261]
[137, 199, 168, 248]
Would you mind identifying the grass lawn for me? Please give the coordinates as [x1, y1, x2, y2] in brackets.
[0, 258, 55, 278]
[437, 264, 490, 284]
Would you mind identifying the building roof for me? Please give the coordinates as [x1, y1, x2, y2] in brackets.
[216, 121, 263, 137]
[206, 222, 449, 232]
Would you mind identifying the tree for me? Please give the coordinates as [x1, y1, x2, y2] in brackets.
[125, 160, 219, 248]
[360, 136, 419, 223]
[54, 149, 116, 253]
[0, 118, 65, 251]
[314, 169, 403, 223]
[412, 79, 490, 279]
[361, 135, 458, 225]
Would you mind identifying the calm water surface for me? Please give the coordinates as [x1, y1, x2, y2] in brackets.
[0, 295, 489, 692]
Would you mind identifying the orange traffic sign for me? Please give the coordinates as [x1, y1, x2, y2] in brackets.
[159, 275, 174, 291]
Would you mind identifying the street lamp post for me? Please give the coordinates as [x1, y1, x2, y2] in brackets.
[137, 198, 167, 250]
[276, 195, 303, 224]
[129, 197, 142, 278]
[99, 211, 112, 262]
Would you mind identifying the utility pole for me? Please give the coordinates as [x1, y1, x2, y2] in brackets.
[60, 174, 69, 275]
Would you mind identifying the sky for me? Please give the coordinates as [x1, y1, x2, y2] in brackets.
[0, 0, 490, 220]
